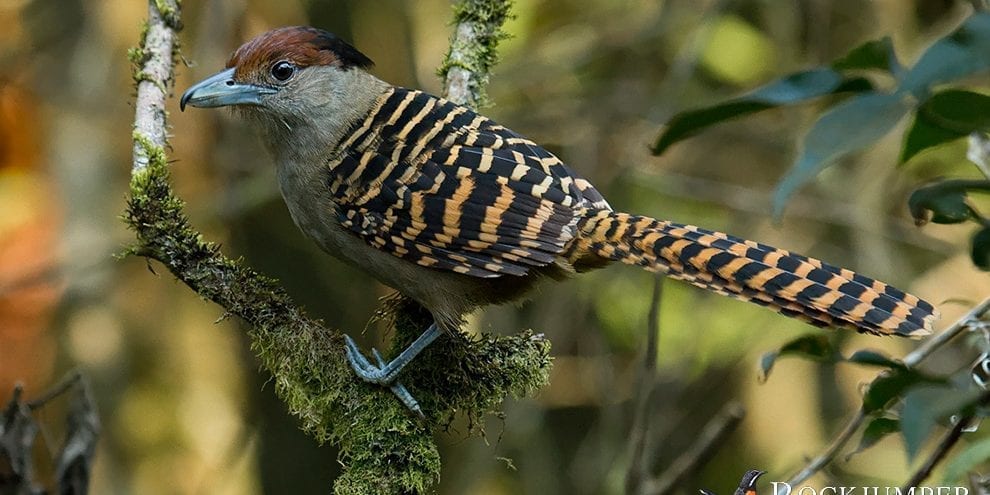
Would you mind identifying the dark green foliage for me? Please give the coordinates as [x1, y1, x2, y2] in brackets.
[862, 369, 940, 414]
[850, 417, 900, 458]
[943, 437, 990, 482]
[899, 13, 990, 98]
[654, 11, 990, 222]
[900, 386, 984, 459]
[758, 334, 836, 382]
[772, 92, 913, 216]
[908, 180, 982, 226]
[971, 226, 990, 270]
[902, 90, 990, 163]
[831, 36, 902, 74]
[847, 350, 904, 369]
[652, 70, 873, 156]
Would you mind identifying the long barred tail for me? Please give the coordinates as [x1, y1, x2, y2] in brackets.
[570, 211, 938, 336]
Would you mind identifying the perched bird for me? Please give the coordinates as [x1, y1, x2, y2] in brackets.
[181, 26, 938, 414]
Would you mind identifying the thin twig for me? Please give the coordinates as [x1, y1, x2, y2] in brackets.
[625, 277, 664, 494]
[786, 409, 867, 486]
[786, 297, 990, 485]
[903, 415, 972, 489]
[644, 401, 746, 495]
[905, 298, 990, 368]
[26, 371, 82, 410]
[903, 389, 990, 488]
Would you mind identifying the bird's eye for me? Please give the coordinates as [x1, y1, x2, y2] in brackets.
[270, 61, 296, 81]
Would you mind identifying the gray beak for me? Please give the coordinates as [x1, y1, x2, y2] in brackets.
[180, 68, 277, 111]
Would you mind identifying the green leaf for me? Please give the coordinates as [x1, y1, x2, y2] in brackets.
[942, 436, 990, 483]
[920, 90, 990, 132]
[759, 334, 835, 381]
[900, 12, 990, 97]
[847, 350, 905, 369]
[908, 183, 973, 226]
[749, 70, 868, 105]
[901, 89, 990, 163]
[971, 227, 990, 270]
[652, 70, 873, 155]
[653, 101, 773, 156]
[833, 36, 903, 74]
[849, 417, 900, 459]
[773, 92, 915, 217]
[901, 385, 984, 460]
[863, 369, 932, 413]
[900, 110, 966, 164]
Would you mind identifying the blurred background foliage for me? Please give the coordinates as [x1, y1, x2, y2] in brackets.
[1, 0, 988, 493]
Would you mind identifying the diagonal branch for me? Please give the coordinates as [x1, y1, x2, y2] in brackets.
[125, 1, 548, 494]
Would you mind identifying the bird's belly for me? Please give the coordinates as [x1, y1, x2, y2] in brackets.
[275, 161, 557, 327]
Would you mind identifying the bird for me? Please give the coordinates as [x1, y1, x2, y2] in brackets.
[181, 26, 939, 415]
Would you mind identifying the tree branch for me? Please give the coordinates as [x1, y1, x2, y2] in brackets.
[125, 1, 548, 493]
[439, 0, 513, 108]
[626, 277, 664, 494]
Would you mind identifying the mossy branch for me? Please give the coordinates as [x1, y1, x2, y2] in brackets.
[125, 1, 548, 494]
[438, 0, 514, 108]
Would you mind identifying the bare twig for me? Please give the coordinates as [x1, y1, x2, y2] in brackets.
[26, 371, 82, 410]
[625, 277, 664, 494]
[645, 402, 747, 495]
[786, 297, 990, 485]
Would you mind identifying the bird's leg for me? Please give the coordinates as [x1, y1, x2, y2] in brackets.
[370, 348, 423, 418]
[343, 322, 442, 385]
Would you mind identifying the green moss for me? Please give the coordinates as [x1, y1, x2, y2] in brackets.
[128, 22, 151, 81]
[437, 0, 515, 109]
[154, 0, 183, 30]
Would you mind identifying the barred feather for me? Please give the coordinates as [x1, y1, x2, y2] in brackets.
[570, 211, 938, 336]
[329, 87, 605, 278]
[325, 86, 937, 336]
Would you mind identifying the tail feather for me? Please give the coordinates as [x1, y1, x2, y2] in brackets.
[571, 211, 938, 336]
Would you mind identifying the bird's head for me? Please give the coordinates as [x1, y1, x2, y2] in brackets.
[181, 26, 385, 151]
[179, 26, 380, 120]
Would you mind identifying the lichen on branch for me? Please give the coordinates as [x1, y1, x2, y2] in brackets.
[125, 1, 547, 494]
[439, 0, 514, 108]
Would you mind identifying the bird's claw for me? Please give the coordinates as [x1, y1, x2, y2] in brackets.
[343, 334, 424, 417]
[343, 334, 393, 383]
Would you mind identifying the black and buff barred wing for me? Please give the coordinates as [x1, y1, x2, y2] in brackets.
[327, 87, 608, 278]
